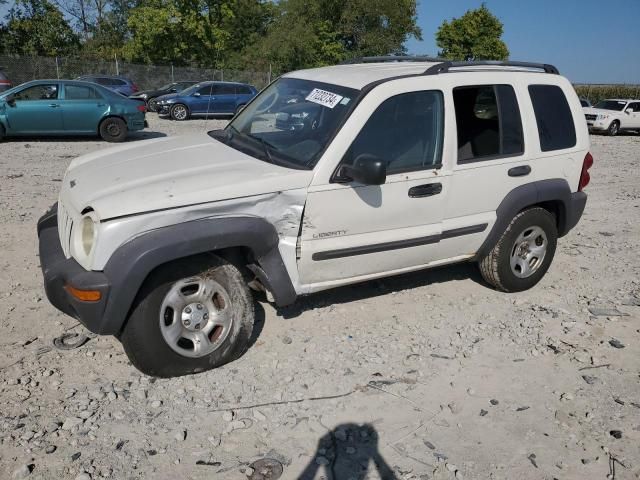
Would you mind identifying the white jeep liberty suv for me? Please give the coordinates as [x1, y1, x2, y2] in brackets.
[38, 57, 593, 377]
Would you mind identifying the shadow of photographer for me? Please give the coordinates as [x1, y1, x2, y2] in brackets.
[297, 422, 397, 480]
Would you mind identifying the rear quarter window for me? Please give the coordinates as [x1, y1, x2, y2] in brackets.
[528, 85, 576, 151]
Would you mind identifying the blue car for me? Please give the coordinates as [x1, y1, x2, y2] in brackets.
[156, 81, 257, 120]
[77, 75, 140, 97]
[0, 80, 147, 142]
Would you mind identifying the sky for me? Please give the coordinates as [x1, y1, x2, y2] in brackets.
[406, 0, 640, 84]
[1, 0, 638, 83]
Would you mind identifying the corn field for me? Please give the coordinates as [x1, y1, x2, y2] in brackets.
[574, 84, 640, 105]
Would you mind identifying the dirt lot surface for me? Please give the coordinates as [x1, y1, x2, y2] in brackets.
[1, 116, 639, 480]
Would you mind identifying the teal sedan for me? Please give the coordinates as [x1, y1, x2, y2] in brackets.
[0, 80, 147, 142]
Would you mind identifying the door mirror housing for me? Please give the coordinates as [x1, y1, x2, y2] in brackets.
[5, 94, 15, 106]
[339, 154, 387, 185]
[193, 92, 201, 97]
[170, 88, 177, 92]
[625, 108, 632, 115]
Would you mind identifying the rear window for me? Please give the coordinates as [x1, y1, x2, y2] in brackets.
[453, 84, 524, 162]
[528, 85, 576, 151]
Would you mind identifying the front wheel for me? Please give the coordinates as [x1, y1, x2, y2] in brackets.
[479, 207, 557, 292]
[99, 117, 128, 142]
[147, 98, 159, 112]
[120, 254, 255, 377]
[170, 103, 189, 121]
[607, 120, 620, 136]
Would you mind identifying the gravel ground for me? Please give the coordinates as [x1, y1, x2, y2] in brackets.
[0, 115, 639, 480]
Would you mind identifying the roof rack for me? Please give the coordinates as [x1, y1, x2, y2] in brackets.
[340, 56, 559, 75]
[340, 55, 446, 65]
[424, 60, 559, 75]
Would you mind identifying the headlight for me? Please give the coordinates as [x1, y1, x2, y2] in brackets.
[80, 215, 97, 256]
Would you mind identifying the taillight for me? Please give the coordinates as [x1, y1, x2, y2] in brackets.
[578, 152, 594, 192]
[136, 105, 147, 113]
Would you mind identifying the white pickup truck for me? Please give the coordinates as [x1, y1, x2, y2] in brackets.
[584, 98, 640, 136]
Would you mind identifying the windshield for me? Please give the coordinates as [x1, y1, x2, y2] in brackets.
[216, 77, 360, 169]
[594, 100, 627, 111]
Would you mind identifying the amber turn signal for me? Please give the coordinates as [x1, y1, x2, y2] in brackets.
[64, 285, 102, 302]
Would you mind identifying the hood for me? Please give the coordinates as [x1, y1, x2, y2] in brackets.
[62, 133, 313, 220]
[583, 107, 621, 115]
[130, 89, 159, 97]
[156, 92, 179, 102]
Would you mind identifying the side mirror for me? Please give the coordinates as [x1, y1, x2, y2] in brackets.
[5, 94, 15, 106]
[193, 92, 201, 97]
[625, 109, 632, 115]
[170, 88, 177, 92]
[339, 154, 387, 185]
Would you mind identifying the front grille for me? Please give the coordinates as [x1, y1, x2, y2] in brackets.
[57, 201, 74, 258]
[585, 114, 597, 121]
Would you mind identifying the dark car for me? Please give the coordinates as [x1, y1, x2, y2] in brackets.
[0, 69, 12, 93]
[155, 81, 257, 120]
[129, 81, 199, 112]
[580, 98, 592, 108]
[0, 80, 147, 142]
[77, 75, 139, 96]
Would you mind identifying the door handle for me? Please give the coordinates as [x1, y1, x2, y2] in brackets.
[508, 165, 531, 177]
[408, 183, 442, 198]
[48, 104, 60, 108]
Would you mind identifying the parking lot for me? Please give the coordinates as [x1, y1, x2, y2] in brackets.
[1, 116, 639, 479]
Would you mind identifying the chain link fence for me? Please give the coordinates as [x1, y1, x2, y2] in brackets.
[0, 54, 274, 90]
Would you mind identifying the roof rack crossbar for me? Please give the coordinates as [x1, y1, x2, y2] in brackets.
[340, 55, 446, 65]
[424, 60, 559, 75]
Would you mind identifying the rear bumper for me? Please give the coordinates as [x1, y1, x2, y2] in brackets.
[38, 204, 111, 334]
[562, 191, 587, 236]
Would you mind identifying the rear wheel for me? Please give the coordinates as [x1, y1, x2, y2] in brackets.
[479, 207, 557, 292]
[99, 117, 127, 142]
[607, 120, 620, 136]
[170, 103, 189, 121]
[120, 254, 254, 377]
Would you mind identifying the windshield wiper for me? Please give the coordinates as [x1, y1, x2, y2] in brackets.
[250, 134, 275, 164]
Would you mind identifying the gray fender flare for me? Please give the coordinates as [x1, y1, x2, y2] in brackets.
[100, 216, 297, 334]
[475, 178, 586, 260]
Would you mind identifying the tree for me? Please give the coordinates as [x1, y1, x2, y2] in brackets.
[247, 0, 422, 72]
[436, 4, 508, 61]
[122, 0, 273, 68]
[3, 0, 80, 56]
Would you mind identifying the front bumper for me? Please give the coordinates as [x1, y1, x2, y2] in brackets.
[38, 204, 111, 334]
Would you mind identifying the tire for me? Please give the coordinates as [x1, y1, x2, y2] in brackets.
[607, 120, 620, 136]
[478, 207, 558, 292]
[120, 254, 254, 377]
[0, 123, 5, 142]
[147, 98, 159, 113]
[99, 117, 128, 142]
[170, 103, 189, 121]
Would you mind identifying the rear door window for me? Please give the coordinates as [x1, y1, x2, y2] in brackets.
[528, 85, 576, 151]
[217, 85, 236, 95]
[237, 85, 253, 95]
[453, 84, 524, 163]
[65, 85, 101, 100]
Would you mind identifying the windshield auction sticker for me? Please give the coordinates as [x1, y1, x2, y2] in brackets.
[305, 88, 344, 109]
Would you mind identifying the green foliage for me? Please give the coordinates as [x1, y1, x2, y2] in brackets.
[2, 0, 80, 56]
[248, 0, 422, 72]
[574, 85, 640, 105]
[436, 3, 508, 61]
